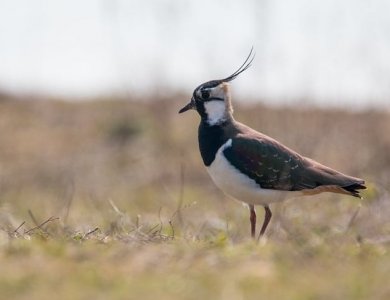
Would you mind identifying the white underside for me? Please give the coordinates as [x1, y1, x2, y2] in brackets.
[207, 139, 303, 206]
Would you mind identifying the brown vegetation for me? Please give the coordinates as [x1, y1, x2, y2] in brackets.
[0, 94, 389, 299]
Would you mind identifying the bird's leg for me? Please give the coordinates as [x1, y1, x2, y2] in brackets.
[249, 204, 256, 239]
[258, 206, 272, 240]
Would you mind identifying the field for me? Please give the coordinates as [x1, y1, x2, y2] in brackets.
[0, 94, 390, 299]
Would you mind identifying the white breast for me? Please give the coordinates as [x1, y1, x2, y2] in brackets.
[206, 139, 301, 205]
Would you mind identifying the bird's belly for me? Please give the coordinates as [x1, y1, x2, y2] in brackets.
[206, 149, 301, 205]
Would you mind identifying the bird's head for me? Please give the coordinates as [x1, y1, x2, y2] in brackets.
[179, 49, 255, 126]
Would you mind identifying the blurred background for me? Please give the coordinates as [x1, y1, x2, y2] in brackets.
[1, 0, 390, 108]
[1, 0, 390, 236]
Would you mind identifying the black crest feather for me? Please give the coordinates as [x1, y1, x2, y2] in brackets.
[222, 47, 255, 83]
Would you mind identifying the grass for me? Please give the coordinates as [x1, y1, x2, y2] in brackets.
[0, 95, 389, 299]
[1, 231, 390, 299]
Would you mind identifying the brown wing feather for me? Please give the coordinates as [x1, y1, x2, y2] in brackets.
[224, 121, 366, 197]
[299, 157, 366, 197]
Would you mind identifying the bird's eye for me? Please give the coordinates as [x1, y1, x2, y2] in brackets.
[201, 90, 210, 99]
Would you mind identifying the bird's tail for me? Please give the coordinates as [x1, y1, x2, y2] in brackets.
[341, 182, 367, 198]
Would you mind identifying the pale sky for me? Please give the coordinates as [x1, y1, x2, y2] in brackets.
[1, 0, 390, 108]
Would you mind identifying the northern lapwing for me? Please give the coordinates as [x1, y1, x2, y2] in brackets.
[179, 49, 366, 239]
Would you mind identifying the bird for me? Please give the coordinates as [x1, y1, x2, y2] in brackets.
[179, 49, 366, 239]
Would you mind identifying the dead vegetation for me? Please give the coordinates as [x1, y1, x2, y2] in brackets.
[0, 94, 389, 299]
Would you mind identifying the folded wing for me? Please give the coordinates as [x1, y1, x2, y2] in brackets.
[223, 135, 366, 197]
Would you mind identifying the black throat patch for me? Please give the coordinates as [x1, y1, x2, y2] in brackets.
[198, 120, 229, 166]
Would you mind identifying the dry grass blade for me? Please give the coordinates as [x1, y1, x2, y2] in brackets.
[24, 216, 60, 235]
[83, 227, 100, 238]
[346, 203, 362, 231]
[13, 221, 25, 235]
[28, 209, 39, 227]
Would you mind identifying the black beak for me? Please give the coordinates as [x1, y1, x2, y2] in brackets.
[178, 98, 195, 114]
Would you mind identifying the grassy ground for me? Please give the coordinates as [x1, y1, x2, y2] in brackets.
[0, 95, 389, 299]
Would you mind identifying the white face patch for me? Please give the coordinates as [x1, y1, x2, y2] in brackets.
[204, 101, 226, 126]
